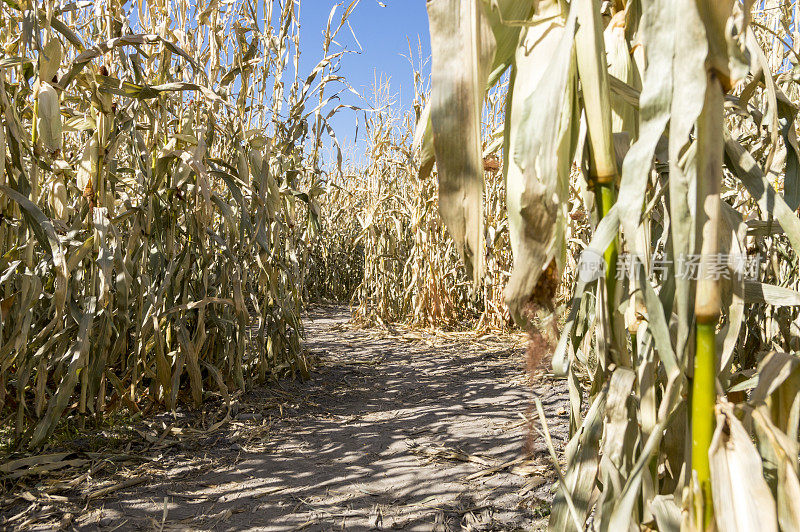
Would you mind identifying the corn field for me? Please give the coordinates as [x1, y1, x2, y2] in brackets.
[6, 0, 800, 530]
[420, 0, 800, 530]
[306, 72, 520, 331]
[0, 0, 359, 448]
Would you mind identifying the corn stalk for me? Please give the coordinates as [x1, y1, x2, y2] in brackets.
[421, 0, 800, 529]
[0, 0, 353, 448]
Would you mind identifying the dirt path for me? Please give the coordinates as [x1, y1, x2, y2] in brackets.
[5, 306, 568, 531]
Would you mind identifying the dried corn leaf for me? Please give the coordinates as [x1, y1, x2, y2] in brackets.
[617, 0, 674, 248]
[37, 82, 62, 156]
[506, 3, 578, 321]
[710, 404, 777, 532]
[752, 407, 800, 532]
[549, 370, 606, 531]
[426, 0, 495, 288]
[724, 130, 800, 258]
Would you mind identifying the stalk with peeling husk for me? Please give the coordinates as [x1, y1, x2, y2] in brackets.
[574, 0, 621, 368]
[691, 69, 724, 531]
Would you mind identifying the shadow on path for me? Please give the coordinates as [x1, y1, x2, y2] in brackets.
[74, 306, 569, 531]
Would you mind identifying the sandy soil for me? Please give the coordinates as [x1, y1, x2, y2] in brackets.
[2, 305, 568, 531]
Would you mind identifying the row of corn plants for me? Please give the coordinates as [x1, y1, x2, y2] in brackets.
[305, 69, 518, 331]
[0, 0, 354, 448]
[422, 0, 800, 529]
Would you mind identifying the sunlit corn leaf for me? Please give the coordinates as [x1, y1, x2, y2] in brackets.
[482, 0, 535, 85]
[505, 2, 578, 322]
[743, 30, 800, 211]
[650, 495, 681, 532]
[607, 376, 684, 531]
[593, 367, 638, 529]
[426, 0, 495, 288]
[574, 0, 618, 186]
[616, 0, 673, 249]
[718, 203, 747, 382]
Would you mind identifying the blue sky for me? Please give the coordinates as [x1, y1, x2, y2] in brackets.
[128, 0, 430, 166]
[296, 0, 431, 163]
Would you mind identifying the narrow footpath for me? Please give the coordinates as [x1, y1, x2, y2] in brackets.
[3, 306, 569, 531]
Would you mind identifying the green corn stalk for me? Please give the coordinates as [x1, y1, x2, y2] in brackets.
[692, 68, 724, 530]
[574, 0, 619, 347]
